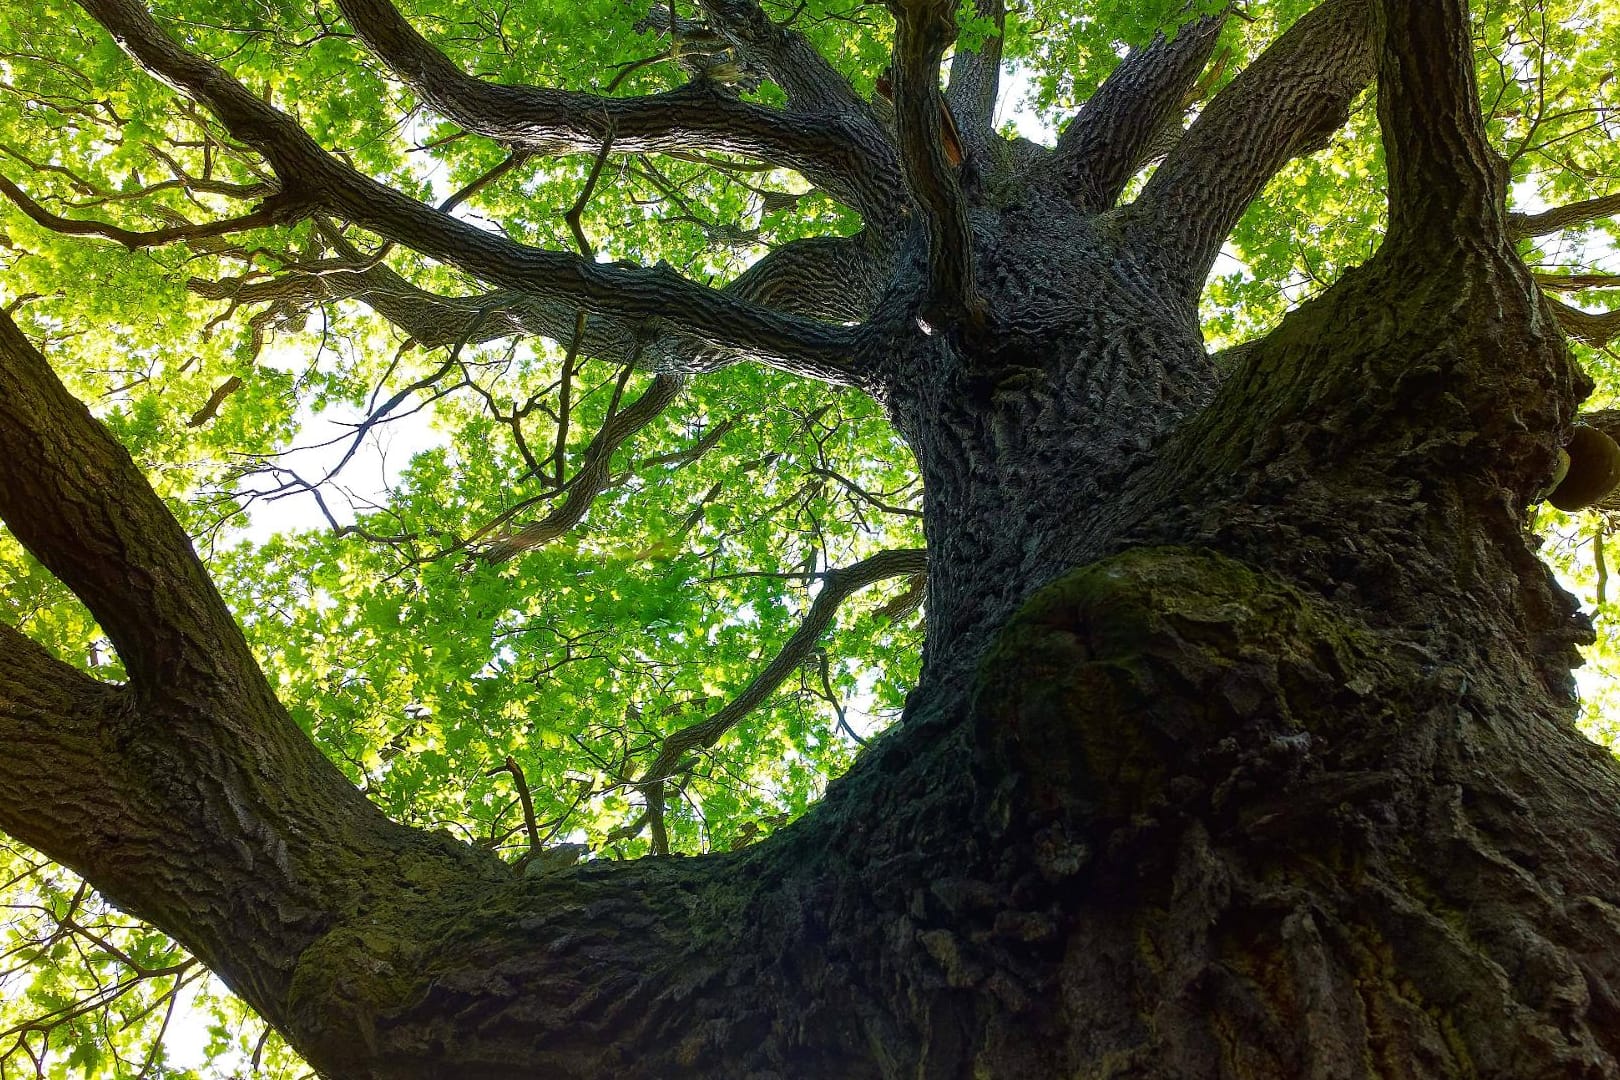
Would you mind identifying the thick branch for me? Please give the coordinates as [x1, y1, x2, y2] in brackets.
[0, 624, 131, 881]
[0, 312, 262, 694]
[1050, 13, 1227, 213]
[1378, 0, 1505, 251]
[192, 230, 885, 376]
[1548, 297, 1620, 348]
[691, 0, 870, 118]
[1124, 0, 1380, 297]
[75, 0, 863, 383]
[0, 317, 491, 1055]
[943, 0, 1004, 157]
[330, 0, 895, 215]
[888, 0, 983, 328]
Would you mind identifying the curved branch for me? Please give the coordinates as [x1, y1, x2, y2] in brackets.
[480, 374, 688, 563]
[1378, 0, 1506, 252]
[888, 0, 983, 328]
[75, 0, 863, 384]
[0, 173, 300, 249]
[1049, 13, 1227, 213]
[329, 0, 896, 215]
[1123, 0, 1380, 298]
[635, 547, 927, 852]
[0, 312, 262, 696]
[1548, 297, 1620, 348]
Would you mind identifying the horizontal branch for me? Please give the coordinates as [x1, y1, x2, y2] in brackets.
[0, 173, 298, 249]
[191, 229, 885, 379]
[1534, 272, 1620, 293]
[1510, 193, 1620, 239]
[1548, 297, 1620, 348]
[330, 0, 896, 215]
[75, 0, 865, 383]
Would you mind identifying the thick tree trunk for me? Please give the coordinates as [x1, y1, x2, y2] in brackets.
[4, 0, 1620, 1076]
[205, 214, 1620, 1075]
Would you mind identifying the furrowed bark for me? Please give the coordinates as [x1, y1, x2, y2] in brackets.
[0, 312, 260, 694]
[943, 0, 1004, 159]
[1123, 0, 1381, 298]
[692, 0, 873, 118]
[888, 0, 984, 328]
[1049, 13, 1227, 213]
[1378, 0, 1507, 254]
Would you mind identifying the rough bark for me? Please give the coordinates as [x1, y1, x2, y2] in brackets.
[3, 0, 1620, 1077]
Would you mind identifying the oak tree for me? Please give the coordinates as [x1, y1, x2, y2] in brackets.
[3, 0, 1620, 1075]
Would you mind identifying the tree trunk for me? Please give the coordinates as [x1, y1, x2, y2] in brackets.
[4, 0, 1620, 1076]
[72, 206, 1616, 1079]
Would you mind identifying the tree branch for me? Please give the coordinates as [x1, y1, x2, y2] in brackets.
[1378, 0, 1505, 252]
[0, 317, 497, 1056]
[190, 229, 885, 377]
[74, 0, 864, 383]
[329, 0, 896, 215]
[887, 0, 984, 328]
[1508, 192, 1620, 239]
[1050, 13, 1227, 213]
[691, 0, 871, 118]
[1123, 0, 1380, 298]
[0, 173, 301, 249]
[480, 374, 688, 562]
[943, 0, 1004, 158]
[1548, 297, 1620, 348]
[0, 311, 261, 695]
[0, 623, 131, 883]
[636, 547, 927, 852]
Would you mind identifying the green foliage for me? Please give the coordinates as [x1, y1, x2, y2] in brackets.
[0, 0, 1617, 1073]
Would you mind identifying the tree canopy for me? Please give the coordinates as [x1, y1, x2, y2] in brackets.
[0, 0, 1618, 1073]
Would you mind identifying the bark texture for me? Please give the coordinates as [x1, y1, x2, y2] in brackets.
[3, 0, 1620, 1076]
